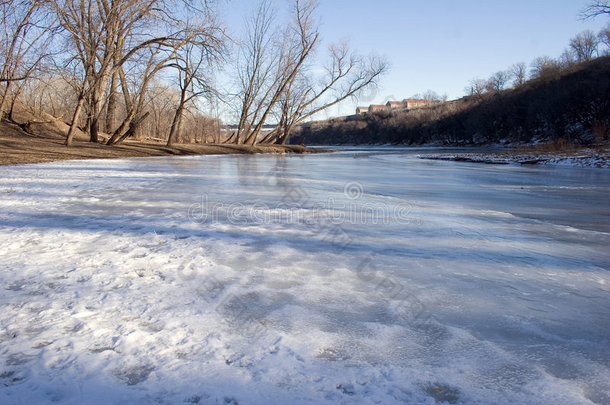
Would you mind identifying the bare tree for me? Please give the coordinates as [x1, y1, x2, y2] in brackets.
[581, 1, 610, 19]
[559, 49, 577, 68]
[18, 64, 88, 123]
[52, 0, 217, 145]
[408, 90, 443, 104]
[0, 0, 55, 120]
[54, 0, 118, 145]
[263, 42, 388, 144]
[486, 70, 510, 92]
[569, 30, 599, 62]
[420, 89, 445, 102]
[166, 27, 224, 146]
[510, 62, 527, 87]
[529, 56, 562, 79]
[234, 0, 298, 144]
[231, 0, 274, 144]
[233, 0, 387, 146]
[105, 44, 179, 145]
[176, 110, 221, 143]
[242, 0, 320, 145]
[144, 80, 178, 140]
[465, 78, 487, 97]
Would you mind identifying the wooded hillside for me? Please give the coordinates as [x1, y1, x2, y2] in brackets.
[290, 56, 610, 146]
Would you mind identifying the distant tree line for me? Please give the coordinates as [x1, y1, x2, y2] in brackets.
[291, 56, 610, 146]
[0, 0, 387, 147]
[465, 26, 610, 97]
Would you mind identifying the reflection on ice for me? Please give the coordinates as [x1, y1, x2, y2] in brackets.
[0, 149, 609, 404]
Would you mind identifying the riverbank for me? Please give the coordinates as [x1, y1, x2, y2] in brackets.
[417, 146, 610, 168]
[0, 120, 325, 166]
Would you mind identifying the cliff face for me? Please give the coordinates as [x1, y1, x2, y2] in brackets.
[290, 56, 610, 146]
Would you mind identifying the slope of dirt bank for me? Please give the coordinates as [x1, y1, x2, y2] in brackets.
[0, 115, 324, 166]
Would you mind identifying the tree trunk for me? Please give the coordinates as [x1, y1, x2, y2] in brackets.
[278, 122, 295, 145]
[106, 108, 136, 145]
[8, 94, 19, 122]
[167, 88, 187, 146]
[166, 105, 184, 146]
[235, 105, 250, 145]
[223, 131, 236, 144]
[112, 112, 150, 145]
[105, 71, 119, 133]
[0, 82, 12, 121]
[65, 96, 85, 146]
[259, 127, 279, 144]
[89, 115, 99, 143]
[89, 66, 113, 143]
[243, 130, 257, 145]
[118, 67, 133, 111]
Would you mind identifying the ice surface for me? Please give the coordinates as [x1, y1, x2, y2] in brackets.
[0, 149, 609, 404]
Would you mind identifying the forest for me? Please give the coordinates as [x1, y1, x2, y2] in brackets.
[0, 0, 386, 147]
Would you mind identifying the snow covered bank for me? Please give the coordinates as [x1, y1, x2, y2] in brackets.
[418, 148, 610, 168]
[1, 154, 609, 404]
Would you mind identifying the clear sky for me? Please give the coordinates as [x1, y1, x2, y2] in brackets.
[218, 0, 609, 119]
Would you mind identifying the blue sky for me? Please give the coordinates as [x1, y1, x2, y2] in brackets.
[219, 0, 609, 119]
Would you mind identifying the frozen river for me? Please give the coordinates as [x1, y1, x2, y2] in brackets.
[1, 148, 609, 404]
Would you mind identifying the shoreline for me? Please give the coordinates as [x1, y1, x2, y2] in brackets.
[2, 121, 607, 168]
[417, 146, 610, 168]
[0, 130, 331, 166]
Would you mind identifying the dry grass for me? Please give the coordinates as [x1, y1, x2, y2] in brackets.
[514, 138, 580, 154]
